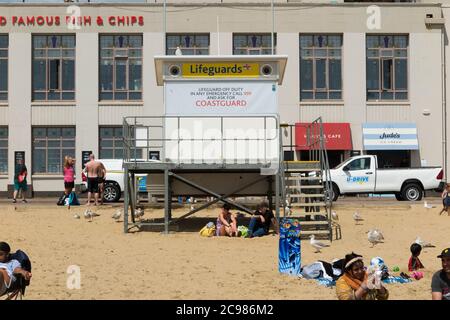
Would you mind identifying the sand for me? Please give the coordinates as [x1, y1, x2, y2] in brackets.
[1, 199, 449, 300]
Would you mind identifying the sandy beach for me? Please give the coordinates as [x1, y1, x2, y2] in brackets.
[1, 198, 449, 300]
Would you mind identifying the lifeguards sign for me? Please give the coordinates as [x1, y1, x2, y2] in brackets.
[155, 56, 287, 115]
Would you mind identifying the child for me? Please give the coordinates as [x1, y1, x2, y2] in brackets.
[408, 243, 425, 272]
[439, 183, 450, 216]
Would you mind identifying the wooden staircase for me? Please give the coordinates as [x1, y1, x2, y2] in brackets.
[283, 161, 333, 241]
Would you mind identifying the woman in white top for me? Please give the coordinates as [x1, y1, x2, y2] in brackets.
[0, 242, 32, 296]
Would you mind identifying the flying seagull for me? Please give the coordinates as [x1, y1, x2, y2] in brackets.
[309, 235, 330, 253]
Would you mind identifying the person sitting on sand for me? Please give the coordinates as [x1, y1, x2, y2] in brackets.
[216, 203, 238, 237]
[0, 242, 32, 296]
[408, 243, 425, 272]
[247, 201, 279, 238]
[336, 252, 389, 300]
[431, 248, 450, 300]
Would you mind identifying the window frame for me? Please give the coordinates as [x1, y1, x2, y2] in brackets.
[299, 34, 343, 101]
[99, 126, 124, 160]
[99, 34, 143, 101]
[31, 34, 76, 102]
[166, 33, 210, 55]
[232, 33, 277, 55]
[0, 126, 7, 174]
[0, 35, 8, 102]
[366, 34, 409, 101]
[32, 126, 76, 175]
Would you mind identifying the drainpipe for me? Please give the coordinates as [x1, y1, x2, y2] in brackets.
[442, 23, 447, 181]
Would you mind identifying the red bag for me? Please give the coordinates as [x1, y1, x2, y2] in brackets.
[18, 173, 25, 183]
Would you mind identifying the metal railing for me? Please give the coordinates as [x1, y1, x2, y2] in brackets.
[122, 115, 281, 167]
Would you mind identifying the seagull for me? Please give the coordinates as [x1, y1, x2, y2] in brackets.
[331, 211, 339, 221]
[175, 46, 182, 56]
[415, 236, 436, 248]
[190, 205, 195, 211]
[309, 235, 330, 253]
[112, 210, 122, 221]
[84, 209, 93, 222]
[135, 208, 144, 219]
[353, 212, 364, 225]
[424, 201, 435, 209]
[73, 214, 80, 219]
[285, 206, 291, 216]
[367, 229, 384, 247]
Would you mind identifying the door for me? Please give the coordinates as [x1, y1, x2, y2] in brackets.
[341, 157, 376, 193]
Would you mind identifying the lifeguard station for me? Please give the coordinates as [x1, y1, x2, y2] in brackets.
[122, 55, 336, 240]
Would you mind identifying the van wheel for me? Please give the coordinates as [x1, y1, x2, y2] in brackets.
[394, 193, 404, 201]
[331, 184, 340, 202]
[401, 183, 423, 201]
[103, 183, 121, 202]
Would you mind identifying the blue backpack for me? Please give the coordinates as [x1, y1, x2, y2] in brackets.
[65, 192, 80, 206]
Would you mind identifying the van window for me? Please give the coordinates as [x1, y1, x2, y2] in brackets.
[346, 157, 371, 171]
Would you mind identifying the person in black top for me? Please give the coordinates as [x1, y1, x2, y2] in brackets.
[247, 201, 279, 238]
[13, 159, 28, 203]
[431, 248, 450, 300]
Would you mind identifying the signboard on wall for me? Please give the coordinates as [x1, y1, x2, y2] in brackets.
[295, 123, 352, 150]
[14, 151, 25, 166]
[165, 81, 277, 115]
[362, 123, 419, 150]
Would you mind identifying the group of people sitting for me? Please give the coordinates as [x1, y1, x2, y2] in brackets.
[334, 246, 450, 300]
[215, 201, 279, 238]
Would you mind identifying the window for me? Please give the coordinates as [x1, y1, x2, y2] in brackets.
[32, 127, 75, 174]
[99, 127, 124, 159]
[366, 35, 408, 101]
[0, 127, 7, 174]
[300, 35, 342, 100]
[0, 35, 8, 101]
[166, 34, 209, 55]
[346, 158, 371, 171]
[233, 34, 276, 55]
[99, 34, 143, 101]
[32, 35, 75, 101]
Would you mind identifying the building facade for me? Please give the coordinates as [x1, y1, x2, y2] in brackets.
[0, 0, 448, 194]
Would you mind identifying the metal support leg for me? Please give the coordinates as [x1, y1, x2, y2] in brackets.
[123, 168, 129, 233]
[267, 176, 273, 211]
[275, 172, 280, 223]
[168, 173, 173, 221]
[164, 169, 170, 234]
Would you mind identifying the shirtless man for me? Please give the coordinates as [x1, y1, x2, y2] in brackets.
[97, 162, 106, 205]
[85, 154, 102, 206]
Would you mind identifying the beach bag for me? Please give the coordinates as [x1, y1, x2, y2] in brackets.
[57, 193, 67, 206]
[199, 222, 216, 237]
[237, 225, 249, 238]
[65, 192, 80, 206]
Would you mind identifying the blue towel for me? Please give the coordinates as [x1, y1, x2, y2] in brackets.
[382, 276, 412, 284]
[315, 278, 336, 287]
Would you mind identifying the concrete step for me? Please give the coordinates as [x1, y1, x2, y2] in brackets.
[299, 220, 329, 225]
[299, 230, 331, 235]
[284, 168, 321, 172]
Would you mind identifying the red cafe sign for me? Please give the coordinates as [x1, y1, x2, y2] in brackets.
[0, 15, 144, 27]
[295, 122, 352, 150]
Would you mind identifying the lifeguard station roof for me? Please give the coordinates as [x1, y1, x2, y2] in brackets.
[154, 55, 288, 86]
